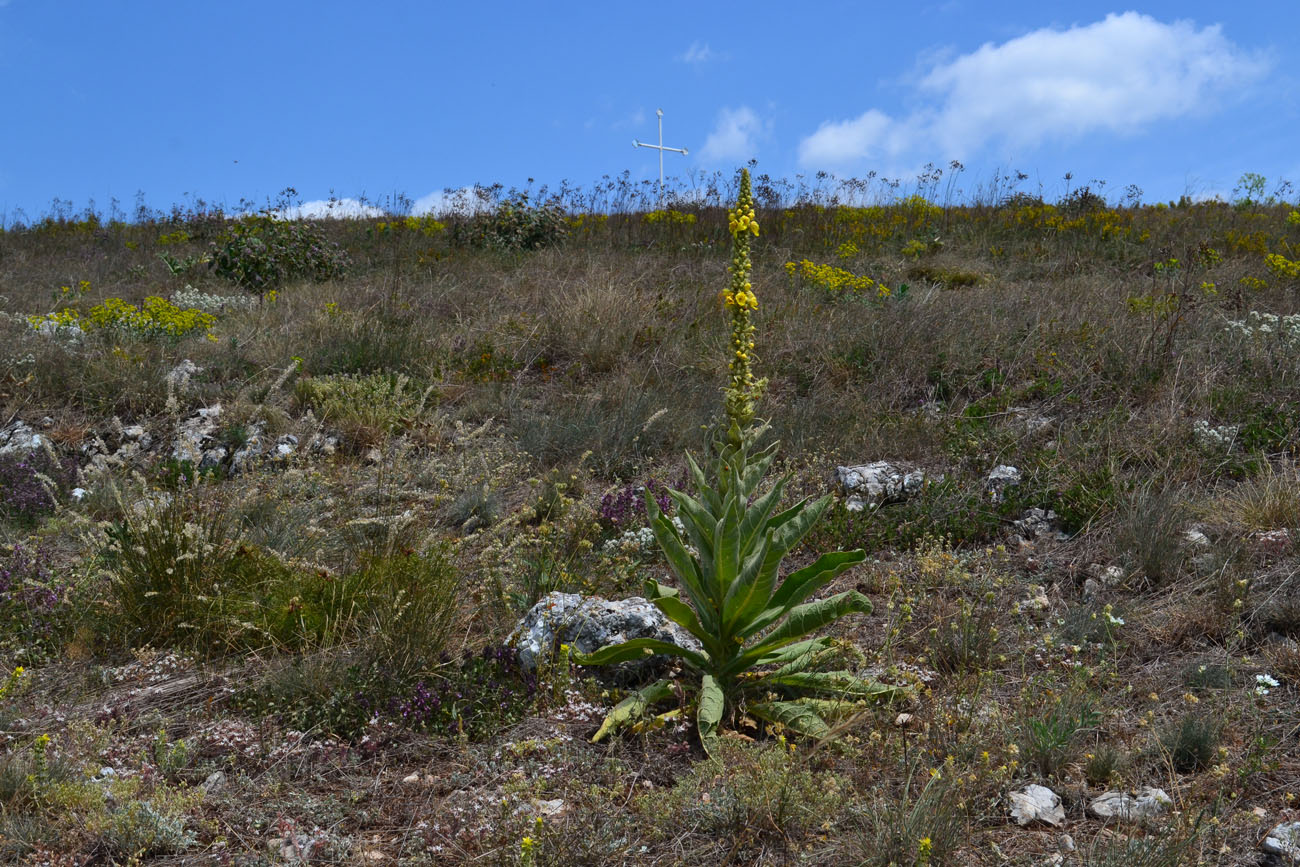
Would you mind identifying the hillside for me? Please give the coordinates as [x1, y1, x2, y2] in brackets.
[0, 176, 1298, 864]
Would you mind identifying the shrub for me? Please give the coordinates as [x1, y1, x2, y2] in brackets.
[209, 214, 349, 290]
[294, 371, 435, 446]
[0, 544, 74, 658]
[458, 192, 568, 251]
[0, 448, 75, 524]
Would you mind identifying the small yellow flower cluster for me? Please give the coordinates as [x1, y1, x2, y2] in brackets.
[374, 216, 446, 237]
[157, 229, 191, 246]
[784, 259, 891, 298]
[30, 295, 216, 341]
[1265, 252, 1300, 280]
[644, 209, 697, 226]
[728, 203, 760, 237]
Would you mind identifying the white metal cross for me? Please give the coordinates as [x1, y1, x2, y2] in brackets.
[633, 108, 688, 191]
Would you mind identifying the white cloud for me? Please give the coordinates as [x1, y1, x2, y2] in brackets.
[412, 187, 492, 216]
[270, 198, 384, 219]
[799, 109, 918, 166]
[799, 12, 1269, 168]
[699, 106, 765, 164]
[678, 41, 715, 64]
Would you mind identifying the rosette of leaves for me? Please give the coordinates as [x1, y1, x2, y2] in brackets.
[576, 421, 906, 754]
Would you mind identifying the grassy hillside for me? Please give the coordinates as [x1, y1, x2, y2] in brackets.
[0, 175, 1297, 864]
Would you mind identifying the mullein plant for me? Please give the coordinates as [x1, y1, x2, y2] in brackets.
[576, 170, 905, 755]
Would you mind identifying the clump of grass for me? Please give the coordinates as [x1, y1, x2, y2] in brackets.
[844, 774, 965, 867]
[1019, 694, 1101, 778]
[637, 738, 849, 855]
[1157, 712, 1221, 773]
[295, 371, 437, 448]
[1085, 742, 1126, 787]
[1112, 482, 1190, 587]
[928, 594, 1000, 676]
[1207, 461, 1300, 534]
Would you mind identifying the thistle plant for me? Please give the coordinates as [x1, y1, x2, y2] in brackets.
[577, 170, 904, 754]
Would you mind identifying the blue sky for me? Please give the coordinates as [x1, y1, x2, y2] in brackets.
[2, 1, 1297, 220]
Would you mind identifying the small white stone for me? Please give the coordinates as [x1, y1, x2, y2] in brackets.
[534, 798, 565, 816]
[1088, 787, 1171, 821]
[402, 772, 421, 785]
[1010, 784, 1065, 827]
[1262, 821, 1300, 861]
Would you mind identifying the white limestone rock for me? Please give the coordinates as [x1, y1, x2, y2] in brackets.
[1262, 821, 1300, 862]
[836, 462, 926, 512]
[1009, 784, 1066, 827]
[986, 465, 1022, 503]
[1088, 787, 1172, 822]
[509, 592, 702, 683]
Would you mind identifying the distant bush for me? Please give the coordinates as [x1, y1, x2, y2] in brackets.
[457, 193, 568, 251]
[209, 215, 349, 290]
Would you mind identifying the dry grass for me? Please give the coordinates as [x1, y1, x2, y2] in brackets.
[0, 182, 1297, 863]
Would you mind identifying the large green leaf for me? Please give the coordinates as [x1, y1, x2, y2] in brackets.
[649, 513, 715, 633]
[747, 700, 832, 740]
[722, 530, 780, 634]
[740, 449, 778, 500]
[573, 637, 708, 671]
[683, 452, 721, 514]
[653, 594, 718, 658]
[590, 679, 676, 743]
[768, 493, 833, 553]
[643, 578, 678, 601]
[743, 637, 829, 671]
[726, 592, 872, 676]
[738, 475, 787, 552]
[741, 549, 867, 638]
[670, 491, 717, 557]
[712, 496, 743, 604]
[759, 670, 909, 701]
[697, 674, 725, 757]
